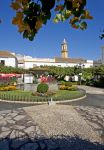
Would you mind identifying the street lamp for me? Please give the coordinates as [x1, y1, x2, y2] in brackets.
[78, 64, 85, 85]
[79, 72, 82, 85]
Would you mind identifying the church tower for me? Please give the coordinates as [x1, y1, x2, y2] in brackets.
[61, 39, 68, 58]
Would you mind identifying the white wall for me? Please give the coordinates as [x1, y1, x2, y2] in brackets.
[24, 61, 80, 69]
[23, 74, 34, 84]
[84, 60, 93, 68]
[23, 61, 93, 69]
[0, 58, 17, 67]
[18, 63, 25, 68]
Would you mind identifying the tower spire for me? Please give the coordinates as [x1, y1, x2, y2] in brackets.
[63, 38, 67, 44]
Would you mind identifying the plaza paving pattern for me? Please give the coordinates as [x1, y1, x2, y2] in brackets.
[0, 105, 104, 150]
[74, 106, 104, 143]
[0, 85, 104, 150]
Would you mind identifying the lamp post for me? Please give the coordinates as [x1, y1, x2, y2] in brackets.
[79, 72, 82, 85]
[74, 64, 85, 85]
[78, 64, 85, 85]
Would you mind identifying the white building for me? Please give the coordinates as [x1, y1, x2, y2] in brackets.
[0, 51, 17, 67]
[14, 39, 93, 69]
[0, 39, 94, 69]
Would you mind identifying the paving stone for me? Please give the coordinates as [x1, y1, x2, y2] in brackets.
[6, 116, 12, 120]
[8, 112, 17, 118]
[11, 125, 25, 130]
[0, 131, 11, 138]
[74, 106, 104, 142]
[0, 115, 4, 120]
[98, 115, 104, 120]
[14, 115, 25, 121]
[0, 120, 7, 126]
[0, 110, 11, 114]
[88, 122, 102, 130]
[98, 130, 104, 136]
[0, 106, 103, 149]
[36, 126, 41, 135]
[7, 119, 16, 124]
[10, 130, 25, 139]
[26, 121, 36, 127]
[1, 127, 10, 132]
[24, 126, 36, 135]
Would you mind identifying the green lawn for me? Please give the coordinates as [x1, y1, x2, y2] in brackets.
[0, 90, 85, 102]
[53, 90, 85, 101]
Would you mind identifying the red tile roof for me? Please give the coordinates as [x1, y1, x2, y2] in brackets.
[55, 57, 86, 63]
[0, 51, 16, 58]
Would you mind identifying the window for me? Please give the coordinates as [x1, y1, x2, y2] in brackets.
[0, 60, 5, 66]
[33, 64, 37, 67]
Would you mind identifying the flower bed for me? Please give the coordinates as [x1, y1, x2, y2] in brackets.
[59, 85, 77, 91]
[0, 85, 16, 91]
[0, 89, 85, 102]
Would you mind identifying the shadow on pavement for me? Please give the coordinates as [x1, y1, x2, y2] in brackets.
[0, 135, 104, 150]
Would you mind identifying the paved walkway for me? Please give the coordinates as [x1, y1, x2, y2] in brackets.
[62, 85, 104, 145]
[0, 105, 104, 150]
[74, 106, 104, 141]
[78, 85, 104, 94]
[0, 102, 35, 111]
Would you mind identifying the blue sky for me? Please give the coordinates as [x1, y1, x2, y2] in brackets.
[0, 0, 104, 60]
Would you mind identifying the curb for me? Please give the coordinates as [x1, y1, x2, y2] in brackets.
[55, 95, 86, 104]
[0, 94, 86, 104]
[0, 99, 47, 104]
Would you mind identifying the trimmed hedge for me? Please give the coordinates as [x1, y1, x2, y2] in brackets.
[65, 82, 72, 87]
[37, 83, 49, 93]
[58, 81, 78, 86]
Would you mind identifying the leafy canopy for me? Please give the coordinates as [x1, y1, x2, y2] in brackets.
[11, 0, 93, 41]
[99, 29, 104, 40]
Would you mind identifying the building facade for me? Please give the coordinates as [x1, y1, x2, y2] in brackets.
[0, 39, 94, 69]
[0, 51, 18, 67]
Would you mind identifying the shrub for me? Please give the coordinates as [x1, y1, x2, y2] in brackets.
[59, 85, 77, 91]
[32, 91, 56, 97]
[93, 77, 104, 87]
[0, 85, 16, 91]
[65, 82, 72, 87]
[58, 85, 66, 90]
[70, 82, 78, 85]
[67, 85, 77, 91]
[37, 83, 49, 93]
[8, 86, 16, 91]
[58, 81, 66, 85]
[0, 83, 8, 87]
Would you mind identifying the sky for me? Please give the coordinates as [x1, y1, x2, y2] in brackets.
[0, 0, 104, 60]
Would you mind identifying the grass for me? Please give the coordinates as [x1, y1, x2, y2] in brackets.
[0, 89, 85, 102]
[53, 90, 85, 101]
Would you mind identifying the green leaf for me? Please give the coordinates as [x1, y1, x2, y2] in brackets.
[79, 21, 87, 30]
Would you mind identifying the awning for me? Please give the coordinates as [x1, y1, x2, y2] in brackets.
[0, 74, 21, 78]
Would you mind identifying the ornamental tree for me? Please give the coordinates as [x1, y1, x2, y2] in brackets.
[11, 0, 93, 41]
